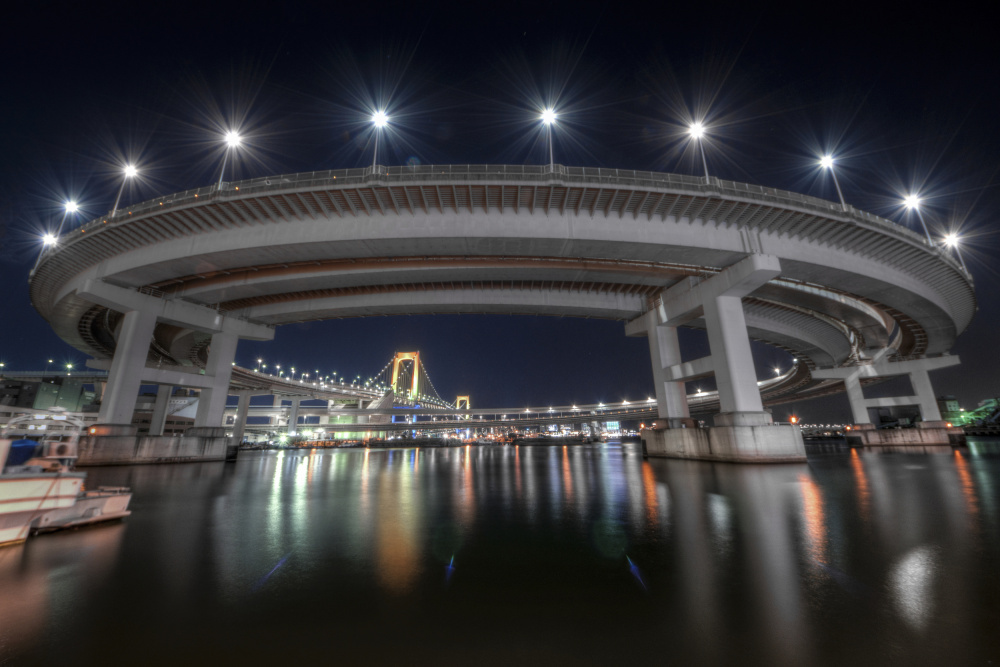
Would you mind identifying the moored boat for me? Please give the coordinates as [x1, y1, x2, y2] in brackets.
[1, 409, 132, 547]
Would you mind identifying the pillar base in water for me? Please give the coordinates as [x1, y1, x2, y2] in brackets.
[641, 423, 806, 463]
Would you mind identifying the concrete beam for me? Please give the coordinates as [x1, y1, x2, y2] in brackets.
[811, 355, 960, 379]
[664, 355, 715, 383]
[656, 254, 782, 327]
[862, 396, 924, 409]
[86, 358, 218, 389]
[76, 278, 274, 340]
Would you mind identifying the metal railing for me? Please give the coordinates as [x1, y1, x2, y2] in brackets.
[44, 163, 969, 282]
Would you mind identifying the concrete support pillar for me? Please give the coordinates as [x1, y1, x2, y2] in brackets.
[910, 370, 943, 422]
[287, 397, 302, 435]
[194, 332, 238, 428]
[813, 355, 959, 427]
[703, 295, 767, 420]
[148, 385, 173, 436]
[645, 318, 689, 425]
[98, 308, 158, 425]
[843, 375, 871, 425]
[231, 390, 253, 445]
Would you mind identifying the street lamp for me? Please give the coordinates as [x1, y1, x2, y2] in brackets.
[111, 164, 139, 218]
[217, 130, 242, 188]
[942, 232, 970, 274]
[902, 194, 934, 245]
[688, 122, 710, 182]
[540, 108, 557, 170]
[33, 201, 80, 274]
[371, 110, 388, 170]
[54, 200, 79, 238]
[819, 155, 847, 210]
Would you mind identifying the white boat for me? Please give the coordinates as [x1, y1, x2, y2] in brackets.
[0, 409, 131, 547]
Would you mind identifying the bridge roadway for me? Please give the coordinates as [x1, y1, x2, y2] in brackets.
[28, 164, 976, 461]
[253, 404, 661, 434]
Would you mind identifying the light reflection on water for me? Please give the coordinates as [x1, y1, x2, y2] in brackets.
[1, 441, 998, 665]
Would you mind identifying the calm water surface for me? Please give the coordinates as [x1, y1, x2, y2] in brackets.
[2, 441, 999, 665]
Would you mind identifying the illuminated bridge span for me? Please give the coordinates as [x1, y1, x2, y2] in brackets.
[29, 165, 975, 460]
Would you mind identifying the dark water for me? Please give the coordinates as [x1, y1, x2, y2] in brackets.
[2, 441, 999, 666]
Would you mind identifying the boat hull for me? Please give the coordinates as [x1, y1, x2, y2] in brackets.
[32, 488, 132, 533]
[0, 474, 85, 546]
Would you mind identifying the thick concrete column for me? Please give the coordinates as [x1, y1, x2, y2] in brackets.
[909, 370, 943, 422]
[98, 308, 158, 425]
[148, 385, 174, 436]
[843, 375, 871, 425]
[287, 397, 302, 435]
[702, 295, 766, 420]
[231, 390, 253, 445]
[194, 331, 238, 428]
[646, 319, 690, 425]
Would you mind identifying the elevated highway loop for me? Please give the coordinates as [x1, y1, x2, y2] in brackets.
[29, 164, 975, 461]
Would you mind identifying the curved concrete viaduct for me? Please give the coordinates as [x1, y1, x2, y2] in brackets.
[29, 164, 975, 461]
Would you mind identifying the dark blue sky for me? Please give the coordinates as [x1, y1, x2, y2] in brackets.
[1, 1, 997, 420]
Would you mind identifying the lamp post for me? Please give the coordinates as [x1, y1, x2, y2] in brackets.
[688, 122, 710, 182]
[943, 233, 970, 274]
[33, 201, 79, 274]
[217, 130, 241, 188]
[819, 155, 847, 210]
[540, 108, 557, 170]
[903, 194, 935, 245]
[111, 164, 138, 218]
[371, 110, 388, 171]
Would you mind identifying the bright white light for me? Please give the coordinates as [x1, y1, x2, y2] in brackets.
[224, 130, 241, 147]
[688, 122, 705, 139]
[820, 155, 835, 169]
[124, 164, 138, 178]
[903, 194, 921, 210]
[42, 233, 57, 246]
[372, 110, 389, 128]
[64, 201, 79, 213]
[943, 233, 960, 247]
[540, 108, 557, 125]
[774, 367, 781, 375]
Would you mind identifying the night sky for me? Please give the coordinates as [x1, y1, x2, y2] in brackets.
[1, 1, 997, 420]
